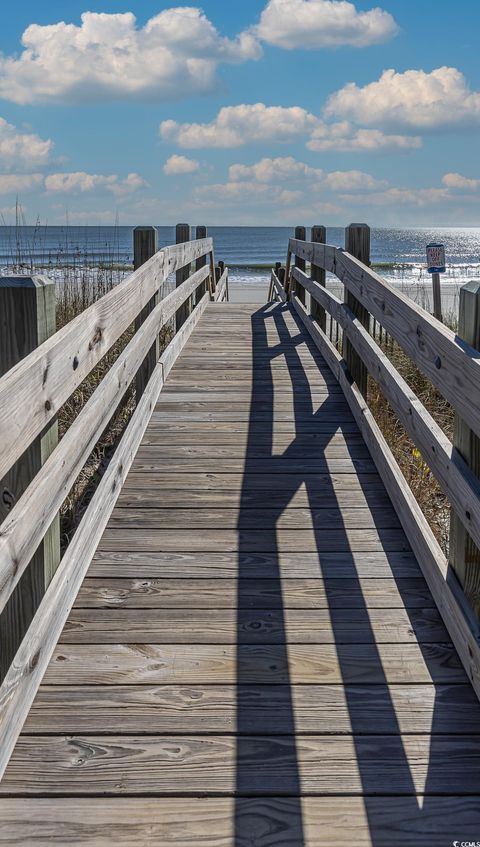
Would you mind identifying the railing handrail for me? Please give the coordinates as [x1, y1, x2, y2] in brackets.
[287, 236, 480, 443]
[0, 232, 220, 780]
[0, 236, 213, 481]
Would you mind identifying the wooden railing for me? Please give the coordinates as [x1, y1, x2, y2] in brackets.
[271, 225, 480, 699]
[0, 230, 228, 778]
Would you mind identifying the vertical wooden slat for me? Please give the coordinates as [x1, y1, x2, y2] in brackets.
[195, 225, 207, 302]
[176, 223, 192, 331]
[450, 281, 480, 618]
[134, 226, 159, 401]
[311, 225, 327, 331]
[344, 224, 370, 397]
[294, 226, 306, 304]
[0, 276, 60, 681]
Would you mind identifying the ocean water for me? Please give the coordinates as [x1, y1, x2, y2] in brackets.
[1, 224, 480, 316]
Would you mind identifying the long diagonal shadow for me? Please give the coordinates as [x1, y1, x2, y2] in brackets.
[234, 300, 474, 845]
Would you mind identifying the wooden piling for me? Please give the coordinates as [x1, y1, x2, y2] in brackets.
[294, 226, 307, 304]
[176, 223, 192, 330]
[311, 225, 327, 331]
[195, 226, 208, 302]
[344, 224, 371, 397]
[450, 281, 480, 617]
[0, 276, 60, 680]
[133, 226, 159, 401]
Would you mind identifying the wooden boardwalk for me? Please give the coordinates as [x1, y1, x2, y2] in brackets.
[2, 300, 480, 844]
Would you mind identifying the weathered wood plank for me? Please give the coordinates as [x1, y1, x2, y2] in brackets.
[106, 506, 400, 530]
[61, 607, 446, 644]
[44, 641, 467, 685]
[129, 458, 377, 474]
[122, 472, 384, 491]
[25, 683, 480, 735]
[89, 550, 421, 579]
[97, 527, 410, 552]
[139, 431, 366, 447]
[116, 486, 391, 510]
[1, 796, 480, 846]
[4, 734, 480, 795]
[76, 577, 430, 609]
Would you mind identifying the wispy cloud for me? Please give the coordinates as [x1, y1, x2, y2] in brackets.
[0, 117, 53, 170]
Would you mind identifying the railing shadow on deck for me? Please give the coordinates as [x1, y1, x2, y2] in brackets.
[235, 300, 479, 845]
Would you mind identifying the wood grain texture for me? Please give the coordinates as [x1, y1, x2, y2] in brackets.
[44, 642, 467, 685]
[25, 683, 480, 734]
[1, 796, 480, 846]
[89, 550, 421, 579]
[60, 607, 446, 644]
[76, 576, 430, 609]
[4, 734, 480, 795]
[107, 506, 400, 530]
[97, 527, 410, 552]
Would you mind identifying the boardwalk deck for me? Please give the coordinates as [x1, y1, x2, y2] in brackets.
[2, 301, 480, 845]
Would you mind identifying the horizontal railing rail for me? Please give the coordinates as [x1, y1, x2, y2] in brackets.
[0, 230, 220, 779]
[270, 227, 480, 701]
[0, 237, 213, 481]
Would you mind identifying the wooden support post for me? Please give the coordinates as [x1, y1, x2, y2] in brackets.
[0, 276, 60, 680]
[311, 225, 327, 331]
[134, 226, 159, 401]
[450, 281, 480, 618]
[176, 223, 192, 331]
[432, 272, 443, 322]
[195, 225, 207, 302]
[294, 225, 307, 304]
[344, 223, 370, 397]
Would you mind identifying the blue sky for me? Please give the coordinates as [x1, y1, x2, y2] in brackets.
[0, 0, 479, 225]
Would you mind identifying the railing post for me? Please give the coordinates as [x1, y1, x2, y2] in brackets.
[450, 281, 480, 618]
[311, 225, 326, 331]
[176, 223, 192, 331]
[195, 225, 207, 302]
[344, 223, 370, 397]
[134, 226, 159, 402]
[0, 276, 60, 680]
[294, 225, 306, 304]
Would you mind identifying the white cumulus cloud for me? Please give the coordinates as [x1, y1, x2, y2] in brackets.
[164, 154, 200, 175]
[307, 121, 421, 152]
[255, 0, 398, 49]
[0, 9, 261, 104]
[325, 67, 480, 129]
[0, 117, 53, 170]
[160, 103, 318, 148]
